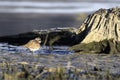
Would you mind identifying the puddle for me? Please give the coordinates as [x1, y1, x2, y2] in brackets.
[0, 43, 74, 55]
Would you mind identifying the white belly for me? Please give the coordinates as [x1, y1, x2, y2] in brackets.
[29, 47, 40, 52]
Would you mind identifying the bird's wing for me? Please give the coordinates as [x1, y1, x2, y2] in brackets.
[24, 40, 35, 48]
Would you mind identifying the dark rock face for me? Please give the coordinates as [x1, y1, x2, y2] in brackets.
[0, 28, 77, 46]
[70, 7, 120, 54]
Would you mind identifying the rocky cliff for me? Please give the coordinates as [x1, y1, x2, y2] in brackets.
[70, 7, 120, 54]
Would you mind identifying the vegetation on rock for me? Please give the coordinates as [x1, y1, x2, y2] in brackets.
[70, 39, 120, 54]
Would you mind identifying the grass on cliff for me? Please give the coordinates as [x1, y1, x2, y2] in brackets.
[69, 39, 120, 54]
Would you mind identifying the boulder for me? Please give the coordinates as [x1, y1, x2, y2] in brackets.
[70, 7, 120, 54]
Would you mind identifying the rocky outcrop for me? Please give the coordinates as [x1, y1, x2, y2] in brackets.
[70, 7, 120, 54]
[0, 28, 77, 46]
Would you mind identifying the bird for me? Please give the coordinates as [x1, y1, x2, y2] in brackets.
[23, 37, 41, 55]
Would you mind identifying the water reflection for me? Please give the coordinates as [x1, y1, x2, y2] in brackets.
[0, 43, 74, 55]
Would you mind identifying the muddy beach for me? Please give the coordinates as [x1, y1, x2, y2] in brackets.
[0, 42, 120, 80]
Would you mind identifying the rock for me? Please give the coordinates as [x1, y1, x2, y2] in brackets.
[70, 7, 120, 54]
[0, 28, 77, 46]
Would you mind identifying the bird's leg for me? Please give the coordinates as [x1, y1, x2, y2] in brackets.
[30, 51, 34, 57]
[32, 51, 34, 57]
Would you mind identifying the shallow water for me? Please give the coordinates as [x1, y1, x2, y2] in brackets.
[0, 43, 74, 55]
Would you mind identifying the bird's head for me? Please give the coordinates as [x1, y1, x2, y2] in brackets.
[35, 37, 41, 43]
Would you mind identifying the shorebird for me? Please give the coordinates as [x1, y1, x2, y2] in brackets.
[23, 37, 41, 55]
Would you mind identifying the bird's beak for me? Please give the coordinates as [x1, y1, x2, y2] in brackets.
[39, 41, 42, 43]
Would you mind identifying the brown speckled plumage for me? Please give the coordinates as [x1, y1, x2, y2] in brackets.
[24, 37, 41, 52]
